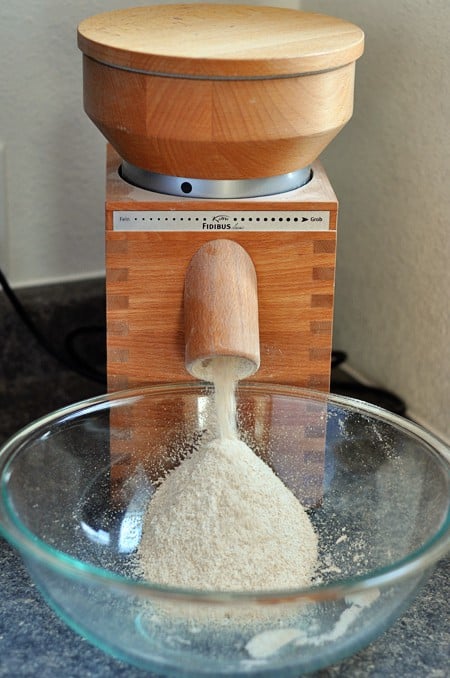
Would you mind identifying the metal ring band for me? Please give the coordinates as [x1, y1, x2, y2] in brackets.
[120, 161, 312, 199]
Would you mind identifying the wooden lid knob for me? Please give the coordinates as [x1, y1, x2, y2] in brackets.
[184, 240, 260, 380]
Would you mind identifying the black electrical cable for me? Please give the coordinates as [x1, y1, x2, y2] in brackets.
[330, 350, 407, 416]
[332, 381, 407, 416]
[64, 325, 106, 381]
[0, 267, 106, 385]
[331, 350, 347, 369]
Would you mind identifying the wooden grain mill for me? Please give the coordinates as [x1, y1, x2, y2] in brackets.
[78, 3, 363, 502]
[78, 3, 364, 394]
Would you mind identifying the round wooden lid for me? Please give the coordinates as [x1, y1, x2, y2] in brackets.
[77, 4, 364, 79]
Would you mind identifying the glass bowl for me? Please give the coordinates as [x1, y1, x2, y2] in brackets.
[0, 383, 448, 677]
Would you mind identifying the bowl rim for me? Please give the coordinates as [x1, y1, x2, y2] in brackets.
[0, 382, 448, 605]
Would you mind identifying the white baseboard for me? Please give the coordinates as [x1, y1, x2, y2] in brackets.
[5, 270, 105, 290]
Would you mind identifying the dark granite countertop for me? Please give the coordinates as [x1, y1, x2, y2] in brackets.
[0, 279, 448, 677]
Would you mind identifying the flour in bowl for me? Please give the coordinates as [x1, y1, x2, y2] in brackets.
[137, 357, 318, 591]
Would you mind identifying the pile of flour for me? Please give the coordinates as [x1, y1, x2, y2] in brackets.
[137, 358, 318, 592]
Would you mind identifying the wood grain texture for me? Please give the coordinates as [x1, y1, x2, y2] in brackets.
[78, 4, 363, 179]
[184, 240, 260, 379]
[82, 56, 356, 179]
[105, 148, 338, 392]
[77, 4, 364, 77]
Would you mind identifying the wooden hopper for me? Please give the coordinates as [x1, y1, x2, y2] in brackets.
[77, 4, 364, 180]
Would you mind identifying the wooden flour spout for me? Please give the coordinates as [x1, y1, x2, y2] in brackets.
[184, 240, 260, 381]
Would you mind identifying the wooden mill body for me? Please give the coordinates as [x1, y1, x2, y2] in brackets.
[78, 4, 364, 508]
[106, 147, 338, 393]
[106, 147, 337, 506]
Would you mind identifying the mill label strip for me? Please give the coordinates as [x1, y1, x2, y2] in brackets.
[113, 210, 330, 232]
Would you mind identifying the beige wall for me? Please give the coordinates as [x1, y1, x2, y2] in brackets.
[1, 1, 448, 438]
[301, 0, 449, 439]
